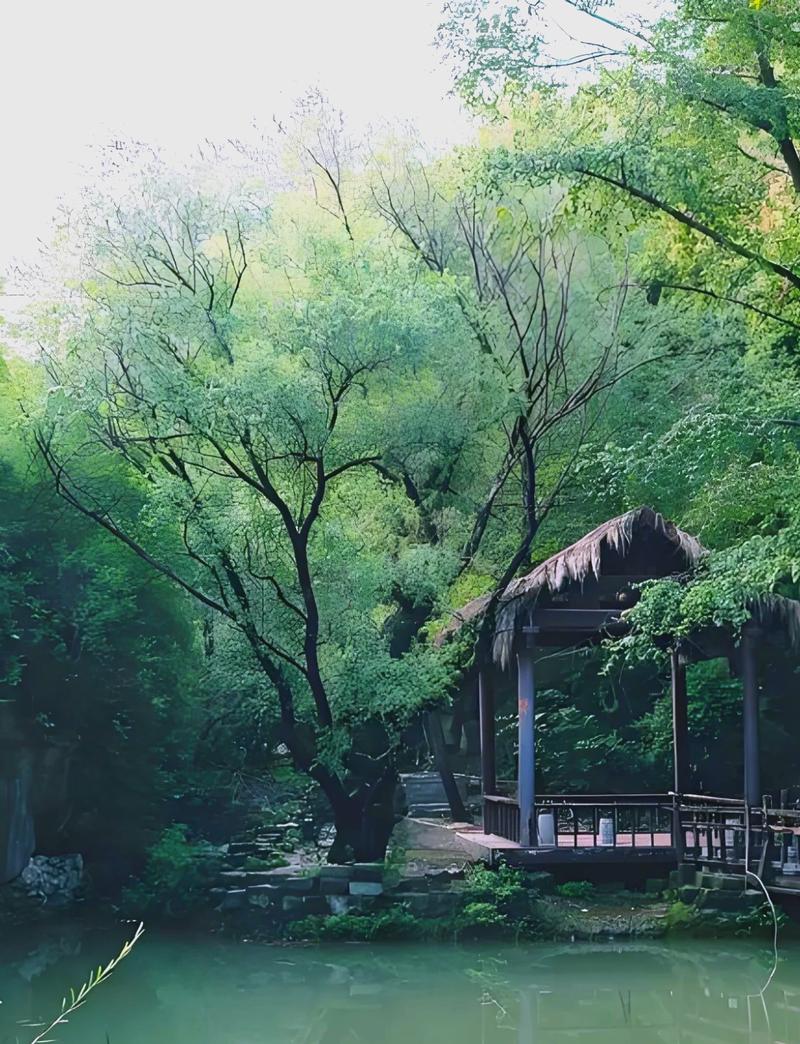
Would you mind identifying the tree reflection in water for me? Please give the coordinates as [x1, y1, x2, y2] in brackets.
[0, 930, 794, 1044]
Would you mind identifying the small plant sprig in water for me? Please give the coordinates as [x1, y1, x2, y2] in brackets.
[28, 922, 144, 1044]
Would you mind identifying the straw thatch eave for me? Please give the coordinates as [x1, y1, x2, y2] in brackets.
[493, 507, 706, 666]
[435, 507, 707, 659]
[749, 592, 800, 651]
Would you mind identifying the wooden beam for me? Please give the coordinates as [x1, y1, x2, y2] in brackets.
[517, 645, 536, 847]
[742, 623, 761, 808]
[522, 608, 623, 632]
[478, 670, 496, 797]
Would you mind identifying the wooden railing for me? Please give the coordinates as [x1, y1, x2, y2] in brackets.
[676, 794, 751, 869]
[677, 794, 800, 881]
[483, 794, 521, 842]
[482, 791, 800, 887]
[484, 793, 673, 848]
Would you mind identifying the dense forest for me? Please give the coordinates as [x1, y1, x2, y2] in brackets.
[3, 0, 800, 894]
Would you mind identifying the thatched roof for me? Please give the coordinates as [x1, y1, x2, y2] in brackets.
[437, 507, 800, 668]
[434, 592, 492, 646]
[504, 506, 702, 601]
[436, 507, 706, 658]
[493, 507, 705, 665]
[750, 593, 800, 651]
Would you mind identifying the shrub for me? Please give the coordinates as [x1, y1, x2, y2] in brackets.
[463, 864, 526, 909]
[120, 823, 220, 917]
[286, 905, 424, 942]
[454, 901, 507, 938]
[734, 901, 786, 936]
[665, 900, 698, 931]
[556, 880, 595, 900]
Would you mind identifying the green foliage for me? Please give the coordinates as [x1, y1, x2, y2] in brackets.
[732, 900, 787, 936]
[436, 0, 545, 110]
[24, 119, 647, 859]
[633, 661, 744, 793]
[666, 897, 786, 937]
[13, 4, 800, 880]
[556, 880, 595, 900]
[243, 854, 288, 871]
[454, 901, 507, 936]
[120, 824, 221, 918]
[287, 906, 425, 942]
[0, 353, 208, 872]
[665, 900, 698, 932]
[462, 863, 527, 909]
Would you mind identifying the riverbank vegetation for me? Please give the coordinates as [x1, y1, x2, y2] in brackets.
[3, 0, 800, 909]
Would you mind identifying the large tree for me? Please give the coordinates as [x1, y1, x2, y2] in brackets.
[440, 0, 800, 330]
[0, 351, 204, 873]
[28, 128, 663, 858]
[30, 154, 464, 860]
[367, 140, 674, 650]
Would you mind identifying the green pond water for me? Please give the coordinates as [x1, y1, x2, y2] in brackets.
[0, 924, 797, 1043]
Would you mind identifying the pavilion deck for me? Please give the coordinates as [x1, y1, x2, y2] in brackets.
[440, 508, 800, 893]
[461, 790, 800, 891]
[459, 791, 678, 869]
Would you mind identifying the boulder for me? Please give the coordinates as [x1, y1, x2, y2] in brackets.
[427, 890, 460, 916]
[283, 876, 316, 894]
[390, 892, 430, 916]
[282, 895, 328, 916]
[18, 855, 83, 903]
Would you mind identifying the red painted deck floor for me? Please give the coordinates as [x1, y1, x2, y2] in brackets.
[458, 829, 674, 851]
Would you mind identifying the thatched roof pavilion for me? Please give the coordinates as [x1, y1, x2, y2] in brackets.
[446, 506, 800, 851]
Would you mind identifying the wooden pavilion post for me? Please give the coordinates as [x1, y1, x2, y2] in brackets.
[671, 648, 689, 797]
[478, 670, 496, 797]
[670, 647, 689, 859]
[517, 632, 536, 847]
[741, 622, 761, 808]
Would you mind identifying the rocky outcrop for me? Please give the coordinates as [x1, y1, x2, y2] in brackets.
[0, 755, 35, 885]
[0, 706, 75, 886]
[18, 854, 84, 903]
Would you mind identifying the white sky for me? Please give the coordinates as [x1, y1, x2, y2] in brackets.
[0, 0, 664, 281]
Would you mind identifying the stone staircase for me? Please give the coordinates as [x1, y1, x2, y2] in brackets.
[211, 823, 300, 910]
[210, 821, 395, 921]
[669, 864, 766, 913]
[398, 772, 478, 817]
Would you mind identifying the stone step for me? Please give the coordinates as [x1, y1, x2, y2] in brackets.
[217, 888, 246, 910]
[697, 872, 745, 892]
[698, 888, 763, 913]
[406, 803, 452, 817]
[225, 849, 278, 865]
[217, 869, 314, 891]
[219, 870, 249, 883]
[228, 840, 276, 854]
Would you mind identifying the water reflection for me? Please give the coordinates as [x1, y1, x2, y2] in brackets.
[0, 928, 795, 1044]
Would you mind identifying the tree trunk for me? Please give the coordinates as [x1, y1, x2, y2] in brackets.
[326, 772, 399, 864]
[424, 710, 470, 822]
